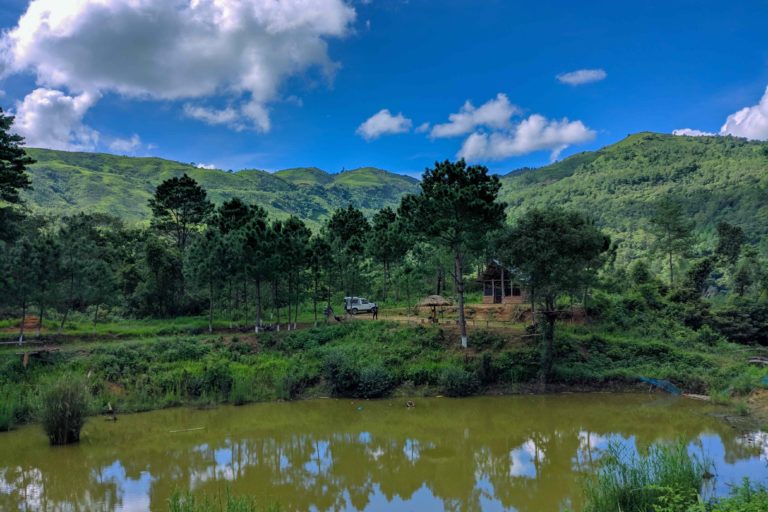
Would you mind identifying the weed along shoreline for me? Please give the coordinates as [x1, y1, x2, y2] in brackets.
[2, 319, 767, 432]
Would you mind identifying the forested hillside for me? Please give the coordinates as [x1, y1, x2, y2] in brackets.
[19, 133, 768, 261]
[22, 149, 419, 227]
[500, 132, 768, 260]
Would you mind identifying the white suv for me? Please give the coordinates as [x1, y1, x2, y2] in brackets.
[343, 297, 377, 315]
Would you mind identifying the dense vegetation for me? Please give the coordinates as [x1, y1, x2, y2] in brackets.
[21, 148, 419, 228]
[501, 132, 768, 263]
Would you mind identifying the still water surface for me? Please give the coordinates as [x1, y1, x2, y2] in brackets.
[0, 394, 766, 511]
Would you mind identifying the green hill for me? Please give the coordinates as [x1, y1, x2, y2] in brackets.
[500, 132, 768, 260]
[19, 133, 768, 258]
[21, 149, 419, 227]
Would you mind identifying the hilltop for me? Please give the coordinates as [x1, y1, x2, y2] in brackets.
[500, 132, 768, 260]
[19, 133, 768, 256]
[22, 149, 419, 227]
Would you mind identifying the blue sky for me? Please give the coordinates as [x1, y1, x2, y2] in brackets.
[0, 0, 767, 176]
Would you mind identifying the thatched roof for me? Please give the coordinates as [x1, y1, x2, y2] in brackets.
[417, 295, 452, 307]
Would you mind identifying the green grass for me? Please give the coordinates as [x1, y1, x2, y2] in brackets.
[582, 441, 709, 512]
[168, 489, 279, 512]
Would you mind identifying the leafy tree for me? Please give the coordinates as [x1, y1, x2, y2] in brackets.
[241, 206, 271, 332]
[56, 214, 119, 328]
[2, 233, 35, 343]
[366, 207, 409, 300]
[681, 257, 715, 299]
[309, 233, 333, 325]
[215, 197, 253, 235]
[649, 196, 694, 285]
[186, 229, 228, 332]
[148, 174, 213, 252]
[326, 205, 369, 296]
[400, 160, 505, 348]
[0, 109, 34, 241]
[732, 246, 760, 296]
[495, 208, 609, 382]
[29, 231, 62, 336]
[715, 221, 746, 266]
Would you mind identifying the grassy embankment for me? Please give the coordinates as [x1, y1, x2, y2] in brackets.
[1, 305, 766, 432]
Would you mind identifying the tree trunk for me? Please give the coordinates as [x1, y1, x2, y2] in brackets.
[37, 303, 44, 338]
[93, 304, 99, 325]
[454, 252, 468, 348]
[540, 298, 557, 385]
[254, 277, 262, 333]
[273, 281, 280, 332]
[208, 278, 214, 333]
[668, 251, 674, 285]
[19, 299, 26, 345]
[313, 273, 319, 327]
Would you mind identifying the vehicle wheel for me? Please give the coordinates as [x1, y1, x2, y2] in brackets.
[351, 308, 358, 315]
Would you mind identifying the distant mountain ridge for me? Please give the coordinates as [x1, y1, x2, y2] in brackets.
[21, 149, 419, 227]
[499, 132, 768, 258]
[19, 133, 768, 259]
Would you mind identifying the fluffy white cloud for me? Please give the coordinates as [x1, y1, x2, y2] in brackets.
[415, 122, 430, 133]
[1, 0, 356, 133]
[720, 86, 768, 140]
[196, 163, 217, 170]
[556, 68, 607, 86]
[183, 104, 245, 130]
[109, 134, 142, 153]
[14, 88, 100, 150]
[431, 93, 520, 138]
[672, 128, 715, 137]
[458, 114, 595, 162]
[356, 109, 412, 140]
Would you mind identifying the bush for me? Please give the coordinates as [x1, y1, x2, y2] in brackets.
[704, 479, 768, 512]
[229, 377, 252, 406]
[40, 376, 89, 445]
[583, 441, 708, 512]
[439, 367, 479, 397]
[0, 389, 19, 431]
[356, 365, 396, 398]
[322, 350, 360, 396]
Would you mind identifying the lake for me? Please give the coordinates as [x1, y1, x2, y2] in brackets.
[0, 394, 766, 511]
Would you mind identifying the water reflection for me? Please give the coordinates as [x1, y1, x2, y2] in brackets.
[0, 394, 766, 511]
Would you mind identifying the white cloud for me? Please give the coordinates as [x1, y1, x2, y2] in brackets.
[458, 114, 595, 162]
[720, 86, 768, 140]
[415, 122, 430, 133]
[556, 68, 607, 86]
[431, 93, 520, 138]
[183, 104, 244, 130]
[13, 87, 100, 150]
[196, 163, 217, 170]
[109, 134, 141, 153]
[672, 128, 715, 137]
[1, 0, 356, 133]
[356, 109, 412, 140]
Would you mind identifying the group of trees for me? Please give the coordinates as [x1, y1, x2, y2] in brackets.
[4, 107, 768, 383]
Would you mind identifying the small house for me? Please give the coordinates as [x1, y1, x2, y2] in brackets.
[479, 260, 525, 304]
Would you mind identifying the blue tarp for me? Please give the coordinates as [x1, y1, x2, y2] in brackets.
[639, 377, 681, 395]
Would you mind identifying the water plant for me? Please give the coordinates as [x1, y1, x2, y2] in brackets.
[40, 376, 89, 445]
[582, 441, 709, 512]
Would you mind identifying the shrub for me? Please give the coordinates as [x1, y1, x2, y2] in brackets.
[439, 367, 479, 397]
[356, 365, 396, 398]
[0, 389, 19, 431]
[40, 376, 89, 445]
[322, 350, 360, 396]
[229, 377, 252, 406]
[582, 441, 708, 512]
[704, 479, 768, 512]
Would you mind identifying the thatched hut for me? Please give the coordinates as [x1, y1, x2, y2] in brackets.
[416, 295, 452, 323]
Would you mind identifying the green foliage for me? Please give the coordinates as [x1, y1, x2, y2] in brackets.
[168, 488, 277, 512]
[22, 149, 418, 226]
[357, 365, 396, 398]
[582, 441, 708, 512]
[149, 173, 213, 251]
[499, 133, 768, 263]
[40, 376, 89, 445]
[439, 366, 479, 397]
[703, 480, 768, 512]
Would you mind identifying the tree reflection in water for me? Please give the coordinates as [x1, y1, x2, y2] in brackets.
[0, 394, 765, 512]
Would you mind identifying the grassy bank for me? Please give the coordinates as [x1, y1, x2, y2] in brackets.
[1, 318, 766, 431]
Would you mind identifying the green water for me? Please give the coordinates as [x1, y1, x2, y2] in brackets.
[0, 394, 766, 511]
